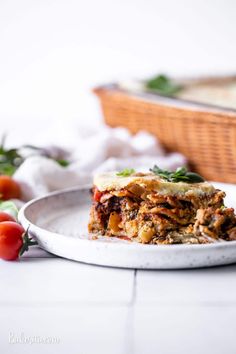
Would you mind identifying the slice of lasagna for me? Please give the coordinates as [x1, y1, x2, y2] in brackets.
[88, 168, 236, 244]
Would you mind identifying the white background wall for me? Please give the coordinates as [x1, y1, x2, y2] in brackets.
[0, 0, 235, 145]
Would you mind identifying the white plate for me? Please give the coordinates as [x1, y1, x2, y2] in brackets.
[18, 183, 236, 269]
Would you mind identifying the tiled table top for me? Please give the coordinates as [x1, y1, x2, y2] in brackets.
[1, 246, 236, 354]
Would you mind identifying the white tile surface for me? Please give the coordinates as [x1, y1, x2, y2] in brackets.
[133, 306, 236, 354]
[0, 306, 129, 354]
[136, 265, 236, 305]
[1, 249, 236, 354]
[0, 258, 134, 305]
[22, 246, 54, 258]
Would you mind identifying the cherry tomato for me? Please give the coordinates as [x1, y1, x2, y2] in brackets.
[0, 212, 16, 223]
[0, 176, 21, 200]
[93, 188, 103, 202]
[0, 222, 24, 260]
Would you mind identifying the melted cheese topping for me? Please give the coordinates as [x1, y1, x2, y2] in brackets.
[94, 172, 215, 196]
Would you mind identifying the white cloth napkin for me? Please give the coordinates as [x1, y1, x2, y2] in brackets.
[14, 125, 187, 201]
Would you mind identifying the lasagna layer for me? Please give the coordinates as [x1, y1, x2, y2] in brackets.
[88, 172, 235, 244]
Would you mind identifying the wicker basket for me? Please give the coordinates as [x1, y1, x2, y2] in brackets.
[94, 83, 236, 183]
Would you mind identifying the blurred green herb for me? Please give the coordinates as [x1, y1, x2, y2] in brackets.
[0, 200, 18, 219]
[145, 74, 183, 96]
[56, 159, 70, 167]
[116, 168, 136, 177]
[150, 166, 205, 183]
[0, 136, 70, 176]
[0, 135, 23, 176]
[23, 145, 70, 167]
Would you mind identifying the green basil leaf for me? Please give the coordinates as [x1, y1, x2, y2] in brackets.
[185, 172, 205, 183]
[150, 165, 205, 183]
[116, 168, 136, 177]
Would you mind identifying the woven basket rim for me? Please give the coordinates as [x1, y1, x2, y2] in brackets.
[94, 82, 236, 118]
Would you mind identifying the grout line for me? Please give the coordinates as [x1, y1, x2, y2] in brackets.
[0, 301, 130, 308]
[124, 269, 137, 354]
[131, 269, 137, 306]
[125, 301, 236, 307]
